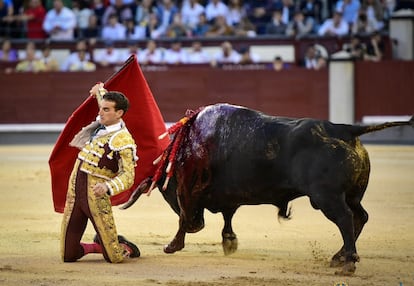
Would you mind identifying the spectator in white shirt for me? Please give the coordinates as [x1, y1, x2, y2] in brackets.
[119, 40, 140, 62]
[68, 49, 96, 72]
[300, 44, 326, 70]
[318, 11, 349, 36]
[205, 0, 229, 23]
[227, 0, 246, 26]
[212, 41, 241, 66]
[139, 39, 163, 64]
[101, 13, 127, 40]
[43, 0, 76, 40]
[125, 18, 146, 39]
[187, 41, 211, 64]
[94, 41, 122, 67]
[72, 0, 93, 37]
[181, 0, 205, 29]
[61, 40, 91, 71]
[163, 40, 188, 64]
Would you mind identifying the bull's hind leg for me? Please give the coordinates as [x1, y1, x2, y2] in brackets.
[331, 197, 369, 268]
[310, 193, 358, 275]
[221, 209, 238, 255]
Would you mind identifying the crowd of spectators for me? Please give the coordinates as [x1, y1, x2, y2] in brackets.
[0, 35, 385, 74]
[0, 0, 394, 72]
[0, 37, 290, 72]
[0, 0, 401, 41]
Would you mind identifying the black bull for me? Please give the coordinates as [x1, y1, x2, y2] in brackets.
[122, 103, 413, 275]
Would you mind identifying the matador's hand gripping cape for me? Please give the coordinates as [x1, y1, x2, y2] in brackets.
[48, 55, 170, 213]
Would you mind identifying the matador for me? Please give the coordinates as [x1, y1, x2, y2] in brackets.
[61, 82, 140, 263]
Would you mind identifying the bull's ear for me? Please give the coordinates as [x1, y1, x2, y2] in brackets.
[120, 177, 152, 210]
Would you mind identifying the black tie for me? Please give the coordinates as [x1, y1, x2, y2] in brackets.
[91, 124, 105, 139]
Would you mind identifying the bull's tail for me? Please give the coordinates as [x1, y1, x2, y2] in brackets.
[147, 107, 205, 194]
[348, 115, 413, 137]
[120, 177, 152, 210]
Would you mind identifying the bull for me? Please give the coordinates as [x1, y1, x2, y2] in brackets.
[122, 103, 413, 275]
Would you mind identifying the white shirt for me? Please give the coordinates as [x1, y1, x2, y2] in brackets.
[187, 50, 211, 64]
[94, 49, 121, 64]
[304, 57, 319, 69]
[318, 19, 349, 36]
[138, 48, 163, 64]
[214, 50, 241, 64]
[74, 8, 93, 29]
[61, 52, 91, 71]
[163, 49, 188, 64]
[105, 121, 123, 133]
[227, 7, 243, 26]
[181, 3, 205, 28]
[101, 24, 127, 40]
[125, 26, 146, 40]
[43, 7, 77, 40]
[93, 120, 123, 138]
[205, 1, 229, 22]
[119, 50, 140, 63]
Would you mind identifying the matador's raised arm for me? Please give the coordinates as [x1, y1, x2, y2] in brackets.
[89, 82, 108, 106]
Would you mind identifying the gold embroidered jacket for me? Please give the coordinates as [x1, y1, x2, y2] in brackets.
[77, 128, 138, 196]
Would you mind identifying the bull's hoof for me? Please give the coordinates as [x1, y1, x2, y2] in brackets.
[163, 242, 184, 254]
[335, 262, 356, 276]
[222, 233, 238, 256]
[330, 255, 345, 267]
[163, 244, 176, 254]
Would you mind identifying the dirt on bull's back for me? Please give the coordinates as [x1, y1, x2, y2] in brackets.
[0, 145, 413, 286]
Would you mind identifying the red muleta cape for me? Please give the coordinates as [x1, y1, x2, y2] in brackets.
[49, 55, 170, 213]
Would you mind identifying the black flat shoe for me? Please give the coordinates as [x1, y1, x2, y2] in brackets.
[93, 234, 140, 258]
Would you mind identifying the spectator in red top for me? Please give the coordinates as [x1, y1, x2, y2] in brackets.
[18, 0, 47, 39]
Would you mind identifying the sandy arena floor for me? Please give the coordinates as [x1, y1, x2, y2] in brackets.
[0, 144, 413, 286]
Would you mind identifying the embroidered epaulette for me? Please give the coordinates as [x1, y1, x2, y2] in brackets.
[109, 129, 138, 161]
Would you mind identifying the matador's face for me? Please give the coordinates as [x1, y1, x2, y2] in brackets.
[98, 100, 123, 127]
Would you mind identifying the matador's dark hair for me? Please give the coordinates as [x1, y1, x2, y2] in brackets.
[103, 91, 129, 113]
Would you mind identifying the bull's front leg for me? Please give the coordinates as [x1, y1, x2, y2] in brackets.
[164, 215, 186, 254]
[221, 209, 238, 255]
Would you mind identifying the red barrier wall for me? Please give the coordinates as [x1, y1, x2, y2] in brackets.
[1, 60, 412, 124]
[0, 66, 328, 123]
[354, 60, 414, 121]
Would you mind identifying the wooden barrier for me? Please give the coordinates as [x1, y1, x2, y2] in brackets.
[354, 60, 414, 121]
[1, 60, 412, 125]
[0, 65, 328, 123]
